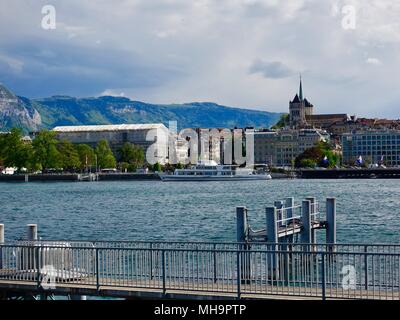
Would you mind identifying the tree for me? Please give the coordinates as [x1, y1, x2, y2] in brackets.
[300, 159, 317, 168]
[58, 140, 81, 171]
[0, 128, 33, 170]
[95, 140, 116, 169]
[152, 162, 162, 172]
[76, 144, 96, 170]
[118, 142, 145, 169]
[32, 130, 61, 170]
[271, 114, 289, 129]
[295, 141, 338, 168]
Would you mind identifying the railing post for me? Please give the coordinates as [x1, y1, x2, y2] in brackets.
[36, 245, 41, 289]
[321, 253, 326, 300]
[150, 243, 154, 280]
[237, 206, 251, 284]
[266, 206, 279, 278]
[162, 250, 166, 296]
[213, 244, 217, 283]
[364, 246, 368, 291]
[236, 249, 241, 300]
[95, 247, 100, 291]
[283, 243, 290, 286]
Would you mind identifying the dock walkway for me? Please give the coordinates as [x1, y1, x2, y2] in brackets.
[1, 241, 400, 300]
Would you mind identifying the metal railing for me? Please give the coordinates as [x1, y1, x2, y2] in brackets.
[1, 241, 400, 300]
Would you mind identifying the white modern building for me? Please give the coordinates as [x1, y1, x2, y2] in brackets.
[52, 124, 169, 164]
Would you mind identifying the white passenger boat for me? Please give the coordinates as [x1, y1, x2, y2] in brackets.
[160, 160, 272, 181]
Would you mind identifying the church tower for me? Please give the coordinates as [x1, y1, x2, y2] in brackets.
[289, 76, 313, 127]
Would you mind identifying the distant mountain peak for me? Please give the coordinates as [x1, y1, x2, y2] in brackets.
[0, 83, 282, 132]
[0, 84, 42, 132]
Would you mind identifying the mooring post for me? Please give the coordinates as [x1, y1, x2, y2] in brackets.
[27, 224, 39, 287]
[27, 224, 38, 241]
[274, 201, 284, 228]
[300, 200, 312, 244]
[0, 224, 4, 269]
[326, 198, 337, 252]
[306, 197, 317, 247]
[0, 224, 4, 243]
[266, 206, 279, 278]
[285, 198, 294, 243]
[236, 207, 248, 243]
[285, 198, 294, 220]
[236, 207, 251, 283]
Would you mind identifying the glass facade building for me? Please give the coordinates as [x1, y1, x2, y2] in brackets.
[341, 130, 400, 167]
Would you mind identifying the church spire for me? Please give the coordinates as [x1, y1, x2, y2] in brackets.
[299, 74, 303, 101]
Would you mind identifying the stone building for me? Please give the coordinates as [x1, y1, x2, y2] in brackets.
[52, 124, 169, 164]
[252, 128, 330, 166]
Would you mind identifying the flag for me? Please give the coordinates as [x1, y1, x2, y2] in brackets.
[356, 155, 363, 165]
[322, 156, 329, 164]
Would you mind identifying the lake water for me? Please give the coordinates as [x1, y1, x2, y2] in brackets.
[0, 179, 399, 244]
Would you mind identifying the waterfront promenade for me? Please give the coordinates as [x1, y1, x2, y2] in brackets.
[0, 172, 160, 182]
[1, 241, 400, 300]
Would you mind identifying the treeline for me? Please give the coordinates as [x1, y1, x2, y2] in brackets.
[0, 128, 146, 172]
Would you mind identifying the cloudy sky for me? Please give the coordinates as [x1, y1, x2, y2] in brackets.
[0, 0, 400, 118]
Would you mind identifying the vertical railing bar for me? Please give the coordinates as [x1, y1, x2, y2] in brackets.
[95, 247, 100, 291]
[162, 250, 166, 295]
[321, 252, 326, 300]
[236, 249, 241, 299]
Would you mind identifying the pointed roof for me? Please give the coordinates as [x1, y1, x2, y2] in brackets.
[304, 98, 313, 107]
[299, 75, 303, 101]
[292, 94, 300, 103]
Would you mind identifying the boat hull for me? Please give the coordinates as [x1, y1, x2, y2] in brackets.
[159, 175, 272, 182]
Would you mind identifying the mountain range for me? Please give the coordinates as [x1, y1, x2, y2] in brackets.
[0, 83, 282, 133]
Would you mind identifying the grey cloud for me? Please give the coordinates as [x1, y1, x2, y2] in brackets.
[249, 60, 295, 79]
[0, 0, 400, 117]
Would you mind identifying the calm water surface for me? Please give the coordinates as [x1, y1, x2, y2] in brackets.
[0, 179, 399, 243]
